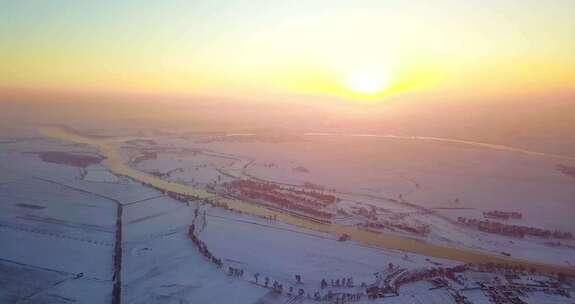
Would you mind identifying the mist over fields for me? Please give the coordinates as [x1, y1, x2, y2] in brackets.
[2, 88, 574, 151]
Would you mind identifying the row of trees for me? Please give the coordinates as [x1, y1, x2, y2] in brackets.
[458, 217, 573, 239]
[225, 180, 333, 219]
[226, 179, 338, 206]
[188, 224, 223, 268]
[483, 210, 522, 220]
[320, 277, 355, 289]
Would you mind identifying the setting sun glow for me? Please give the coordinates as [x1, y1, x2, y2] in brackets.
[346, 69, 391, 96]
[0, 1, 574, 101]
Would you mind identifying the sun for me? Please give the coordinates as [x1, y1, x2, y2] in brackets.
[345, 69, 391, 95]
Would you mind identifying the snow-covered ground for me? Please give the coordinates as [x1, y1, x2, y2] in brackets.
[0, 139, 116, 303]
[83, 164, 121, 183]
[117, 131, 575, 267]
[2, 128, 574, 303]
[0, 137, 267, 303]
[123, 196, 268, 304]
[199, 204, 460, 289]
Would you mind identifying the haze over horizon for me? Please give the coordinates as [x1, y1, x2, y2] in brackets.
[1, 0, 574, 149]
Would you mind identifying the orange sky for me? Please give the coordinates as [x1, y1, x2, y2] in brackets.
[1, 1, 574, 102]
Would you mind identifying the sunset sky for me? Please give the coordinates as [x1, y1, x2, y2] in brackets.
[1, 0, 574, 101]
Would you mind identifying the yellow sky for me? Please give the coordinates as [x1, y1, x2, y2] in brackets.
[1, 1, 574, 101]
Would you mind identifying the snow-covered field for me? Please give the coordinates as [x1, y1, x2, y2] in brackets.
[0, 136, 267, 303]
[0, 139, 116, 303]
[123, 196, 267, 304]
[199, 205, 460, 288]
[2, 128, 574, 303]
[118, 131, 575, 267]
